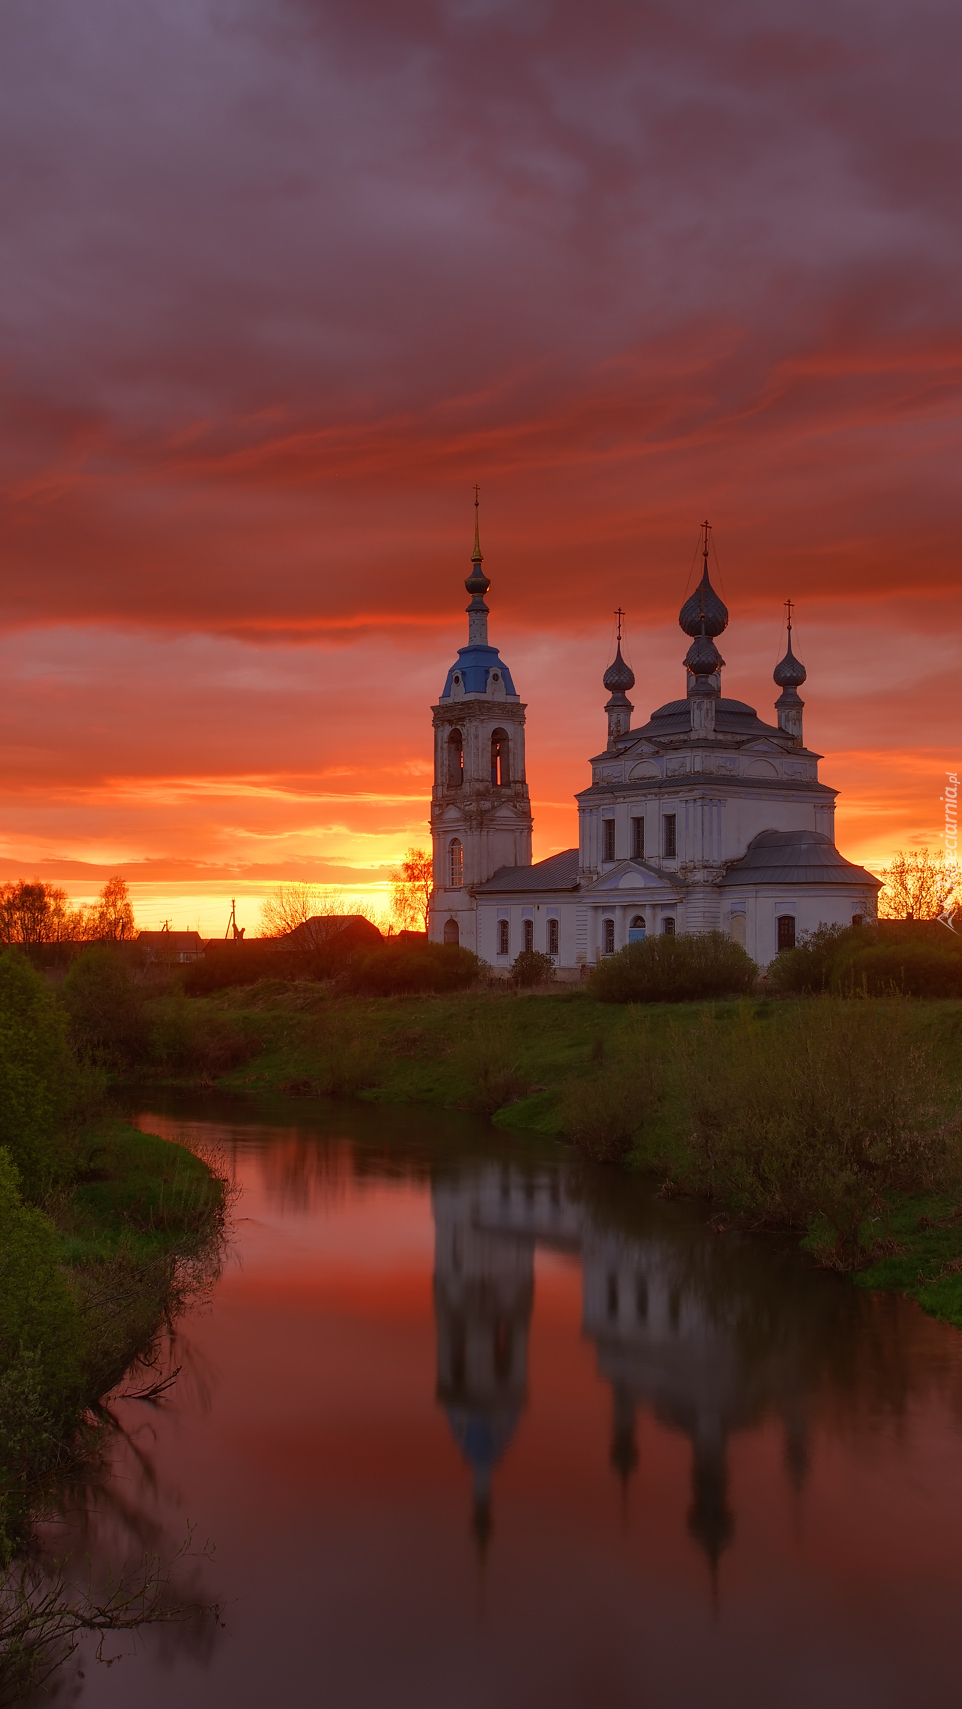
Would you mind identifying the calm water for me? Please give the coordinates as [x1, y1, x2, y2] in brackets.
[39, 1093, 962, 1708]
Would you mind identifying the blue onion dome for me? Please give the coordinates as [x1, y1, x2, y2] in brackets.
[603, 642, 635, 694]
[679, 567, 728, 638]
[774, 635, 806, 689]
[685, 630, 724, 678]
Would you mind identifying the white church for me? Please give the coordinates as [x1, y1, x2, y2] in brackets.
[428, 507, 880, 972]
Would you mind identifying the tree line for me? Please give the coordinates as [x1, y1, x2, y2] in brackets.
[0, 876, 135, 946]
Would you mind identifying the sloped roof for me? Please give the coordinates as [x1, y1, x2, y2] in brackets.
[719, 830, 882, 889]
[473, 848, 580, 893]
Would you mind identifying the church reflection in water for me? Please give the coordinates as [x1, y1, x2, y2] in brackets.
[433, 1161, 822, 1571]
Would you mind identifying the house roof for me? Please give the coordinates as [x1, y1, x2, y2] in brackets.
[718, 830, 882, 889]
[635, 697, 788, 742]
[137, 930, 204, 952]
[472, 848, 580, 894]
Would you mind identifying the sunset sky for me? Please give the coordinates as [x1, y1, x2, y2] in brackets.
[1, 0, 959, 933]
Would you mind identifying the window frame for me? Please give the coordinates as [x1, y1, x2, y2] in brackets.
[448, 838, 463, 888]
[631, 816, 645, 860]
[663, 813, 677, 858]
[547, 917, 559, 957]
[602, 917, 615, 956]
[602, 818, 616, 863]
[497, 918, 510, 956]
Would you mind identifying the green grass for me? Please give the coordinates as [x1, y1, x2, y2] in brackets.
[56, 1121, 224, 1266]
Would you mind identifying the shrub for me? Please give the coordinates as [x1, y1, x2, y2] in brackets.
[454, 1012, 529, 1116]
[0, 952, 78, 1198]
[589, 932, 756, 1003]
[509, 950, 555, 988]
[340, 941, 481, 996]
[769, 921, 962, 998]
[60, 947, 148, 1068]
[183, 943, 296, 994]
[146, 988, 259, 1077]
[678, 1001, 960, 1267]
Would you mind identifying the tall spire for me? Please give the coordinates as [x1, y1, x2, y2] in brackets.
[603, 607, 635, 749]
[679, 520, 728, 708]
[464, 485, 491, 645]
[773, 597, 806, 744]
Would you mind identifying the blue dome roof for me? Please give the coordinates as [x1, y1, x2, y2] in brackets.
[441, 644, 517, 699]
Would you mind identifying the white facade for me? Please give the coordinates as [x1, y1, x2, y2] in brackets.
[429, 531, 880, 968]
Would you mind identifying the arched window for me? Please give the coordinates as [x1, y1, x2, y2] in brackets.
[777, 914, 796, 951]
[662, 916, 676, 936]
[628, 915, 646, 943]
[497, 919, 509, 956]
[449, 839, 463, 887]
[523, 918, 533, 952]
[443, 918, 460, 945]
[602, 918, 615, 956]
[491, 728, 510, 787]
[447, 728, 463, 788]
[547, 918, 559, 956]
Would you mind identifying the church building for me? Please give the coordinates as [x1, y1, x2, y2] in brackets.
[428, 507, 880, 971]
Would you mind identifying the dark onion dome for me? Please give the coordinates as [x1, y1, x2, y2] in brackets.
[679, 567, 728, 638]
[773, 635, 807, 690]
[684, 630, 724, 679]
[603, 642, 635, 695]
[464, 501, 490, 598]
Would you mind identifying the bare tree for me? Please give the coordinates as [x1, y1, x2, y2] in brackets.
[259, 883, 343, 938]
[390, 848, 433, 933]
[878, 848, 959, 920]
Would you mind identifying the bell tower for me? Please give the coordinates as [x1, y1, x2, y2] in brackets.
[428, 493, 533, 950]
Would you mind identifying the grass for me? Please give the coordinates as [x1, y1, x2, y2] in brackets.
[56, 1121, 224, 1267]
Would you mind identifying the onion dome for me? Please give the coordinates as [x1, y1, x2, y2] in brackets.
[464, 493, 490, 599]
[773, 634, 806, 690]
[684, 627, 725, 696]
[603, 642, 635, 696]
[679, 567, 728, 639]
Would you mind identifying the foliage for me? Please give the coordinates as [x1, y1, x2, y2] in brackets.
[589, 931, 757, 1003]
[91, 875, 136, 942]
[61, 947, 148, 1067]
[769, 920, 962, 998]
[0, 882, 78, 946]
[878, 847, 958, 920]
[561, 1024, 662, 1163]
[259, 881, 328, 937]
[390, 848, 433, 934]
[509, 949, 555, 988]
[146, 987, 259, 1077]
[340, 941, 481, 996]
[183, 942, 291, 993]
[677, 1001, 960, 1267]
[0, 952, 79, 1197]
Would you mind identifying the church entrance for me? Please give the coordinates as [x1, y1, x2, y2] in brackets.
[443, 918, 460, 946]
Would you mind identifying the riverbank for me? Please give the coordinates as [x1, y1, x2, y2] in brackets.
[198, 981, 962, 1326]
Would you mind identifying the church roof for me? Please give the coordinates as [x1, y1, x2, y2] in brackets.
[635, 697, 785, 741]
[473, 848, 580, 893]
[718, 830, 882, 889]
[440, 643, 517, 700]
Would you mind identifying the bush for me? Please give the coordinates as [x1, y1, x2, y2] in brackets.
[509, 950, 555, 988]
[60, 947, 148, 1068]
[561, 1017, 663, 1162]
[146, 988, 259, 1076]
[454, 1012, 529, 1116]
[769, 921, 962, 998]
[678, 1001, 960, 1266]
[183, 943, 295, 994]
[589, 932, 757, 1003]
[0, 953, 78, 1198]
[340, 942, 481, 996]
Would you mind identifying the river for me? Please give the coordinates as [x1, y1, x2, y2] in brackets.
[38, 1091, 962, 1708]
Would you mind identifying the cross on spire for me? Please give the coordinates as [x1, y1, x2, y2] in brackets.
[702, 519, 712, 563]
[784, 597, 794, 634]
[615, 607, 625, 643]
[472, 485, 482, 563]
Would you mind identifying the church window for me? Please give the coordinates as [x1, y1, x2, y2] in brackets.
[523, 918, 533, 952]
[491, 728, 510, 786]
[447, 728, 463, 788]
[443, 918, 460, 945]
[662, 916, 675, 936]
[777, 914, 796, 951]
[663, 813, 677, 858]
[632, 817, 645, 859]
[602, 918, 615, 956]
[602, 819, 616, 862]
[606, 1273, 619, 1321]
[547, 918, 559, 956]
[629, 915, 646, 943]
[449, 839, 463, 887]
[498, 918, 509, 956]
[730, 913, 746, 947]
